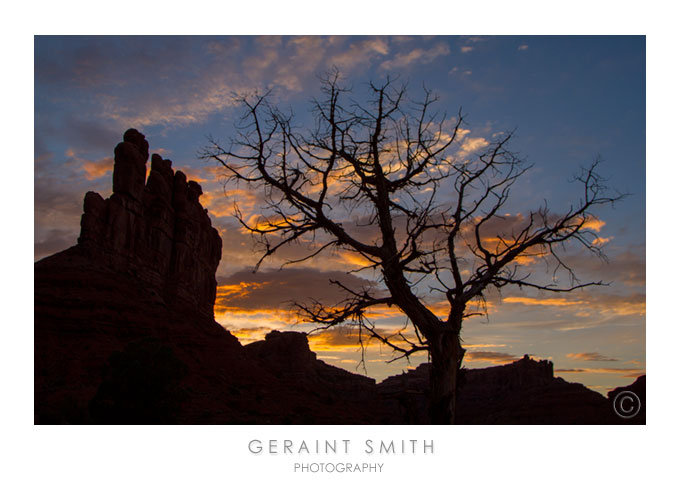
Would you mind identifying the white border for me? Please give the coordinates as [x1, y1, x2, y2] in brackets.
[5, 1, 680, 484]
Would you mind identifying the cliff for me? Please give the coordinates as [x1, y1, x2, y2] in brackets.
[77, 129, 222, 318]
[34, 129, 383, 424]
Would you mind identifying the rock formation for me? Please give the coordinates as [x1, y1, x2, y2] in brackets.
[245, 331, 377, 400]
[78, 129, 222, 318]
[35, 129, 382, 424]
[377, 356, 623, 424]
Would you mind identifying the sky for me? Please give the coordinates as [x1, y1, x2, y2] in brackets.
[34, 35, 645, 394]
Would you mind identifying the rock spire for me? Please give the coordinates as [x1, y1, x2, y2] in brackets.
[78, 128, 222, 317]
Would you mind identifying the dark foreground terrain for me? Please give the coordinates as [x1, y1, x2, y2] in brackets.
[35, 129, 645, 425]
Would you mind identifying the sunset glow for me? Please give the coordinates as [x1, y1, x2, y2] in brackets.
[34, 36, 645, 394]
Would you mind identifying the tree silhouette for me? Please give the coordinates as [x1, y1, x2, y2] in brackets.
[203, 73, 622, 424]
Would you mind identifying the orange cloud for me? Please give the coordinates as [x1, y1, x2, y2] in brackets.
[556, 367, 644, 379]
[503, 296, 585, 307]
[583, 216, 606, 232]
[215, 268, 379, 313]
[464, 351, 518, 364]
[244, 214, 291, 233]
[177, 165, 208, 183]
[502, 292, 645, 317]
[308, 328, 370, 352]
[591, 236, 612, 246]
[201, 185, 265, 220]
[214, 306, 292, 320]
[566, 352, 618, 362]
[478, 236, 544, 264]
[308, 326, 416, 353]
[81, 157, 114, 180]
[217, 281, 271, 299]
[337, 251, 374, 269]
[222, 325, 274, 343]
[464, 343, 507, 349]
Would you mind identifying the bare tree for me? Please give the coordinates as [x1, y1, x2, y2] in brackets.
[203, 73, 622, 424]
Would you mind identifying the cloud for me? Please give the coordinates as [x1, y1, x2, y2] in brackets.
[214, 268, 379, 314]
[36, 37, 253, 130]
[566, 352, 618, 362]
[583, 216, 606, 232]
[35, 150, 107, 228]
[31, 36, 496, 182]
[606, 251, 645, 286]
[464, 343, 508, 349]
[561, 249, 645, 288]
[34, 145, 112, 261]
[556, 367, 644, 379]
[34, 228, 76, 261]
[460, 46, 473, 53]
[379, 42, 450, 71]
[175, 165, 208, 184]
[308, 326, 398, 352]
[222, 325, 276, 344]
[35, 176, 84, 221]
[502, 292, 645, 317]
[200, 182, 265, 219]
[81, 156, 114, 180]
[38, 115, 122, 155]
[585, 292, 647, 316]
[458, 136, 488, 157]
[518, 44, 529, 51]
[464, 351, 518, 364]
[240, 36, 392, 96]
[503, 296, 585, 307]
[329, 38, 389, 70]
[104, 81, 242, 128]
[390, 36, 422, 45]
[309, 327, 367, 351]
[591, 236, 612, 246]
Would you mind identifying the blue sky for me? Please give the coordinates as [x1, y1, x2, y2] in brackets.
[34, 36, 645, 392]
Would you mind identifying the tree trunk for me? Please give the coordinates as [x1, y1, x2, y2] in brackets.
[429, 330, 465, 424]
